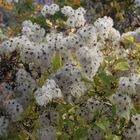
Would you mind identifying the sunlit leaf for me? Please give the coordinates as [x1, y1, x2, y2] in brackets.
[124, 36, 134, 43]
[113, 62, 130, 71]
[136, 67, 140, 73]
[134, 42, 140, 48]
[108, 135, 122, 140]
[51, 51, 62, 71]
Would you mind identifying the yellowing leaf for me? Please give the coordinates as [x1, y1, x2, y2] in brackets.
[134, 42, 140, 48]
[124, 35, 134, 43]
[113, 62, 130, 71]
[59, 133, 69, 140]
[0, 1, 14, 9]
[71, 0, 80, 5]
[136, 67, 140, 73]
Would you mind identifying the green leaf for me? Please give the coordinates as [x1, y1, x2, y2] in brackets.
[93, 110, 100, 121]
[36, 75, 45, 86]
[112, 104, 116, 117]
[59, 133, 69, 140]
[119, 118, 126, 130]
[81, 74, 93, 84]
[64, 119, 74, 129]
[105, 56, 113, 63]
[51, 51, 62, 71]
[114, 62, 130, 71]
[114, 58, 126, 64]
[98, 71, 112, 87]
[95, 118, 110, 131]
[30, 15, 49, 31]
[73, 127, 87, 140]
[110, 135, 121, 140]
[0, 134, 21, 140]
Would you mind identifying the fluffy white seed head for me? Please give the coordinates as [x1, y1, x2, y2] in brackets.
[0, 116, 9, 136]
[35, 79, 62, 106]
[61, 6, 74, 17]
[41, 4, 60, 16]
[5, 99, 24, 121]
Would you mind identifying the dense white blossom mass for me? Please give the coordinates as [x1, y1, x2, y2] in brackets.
[0, 3, 139, 140]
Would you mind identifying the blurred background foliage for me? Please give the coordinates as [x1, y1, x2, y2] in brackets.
[0, 0, 140, 42]
[83, 0, 140, 33]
